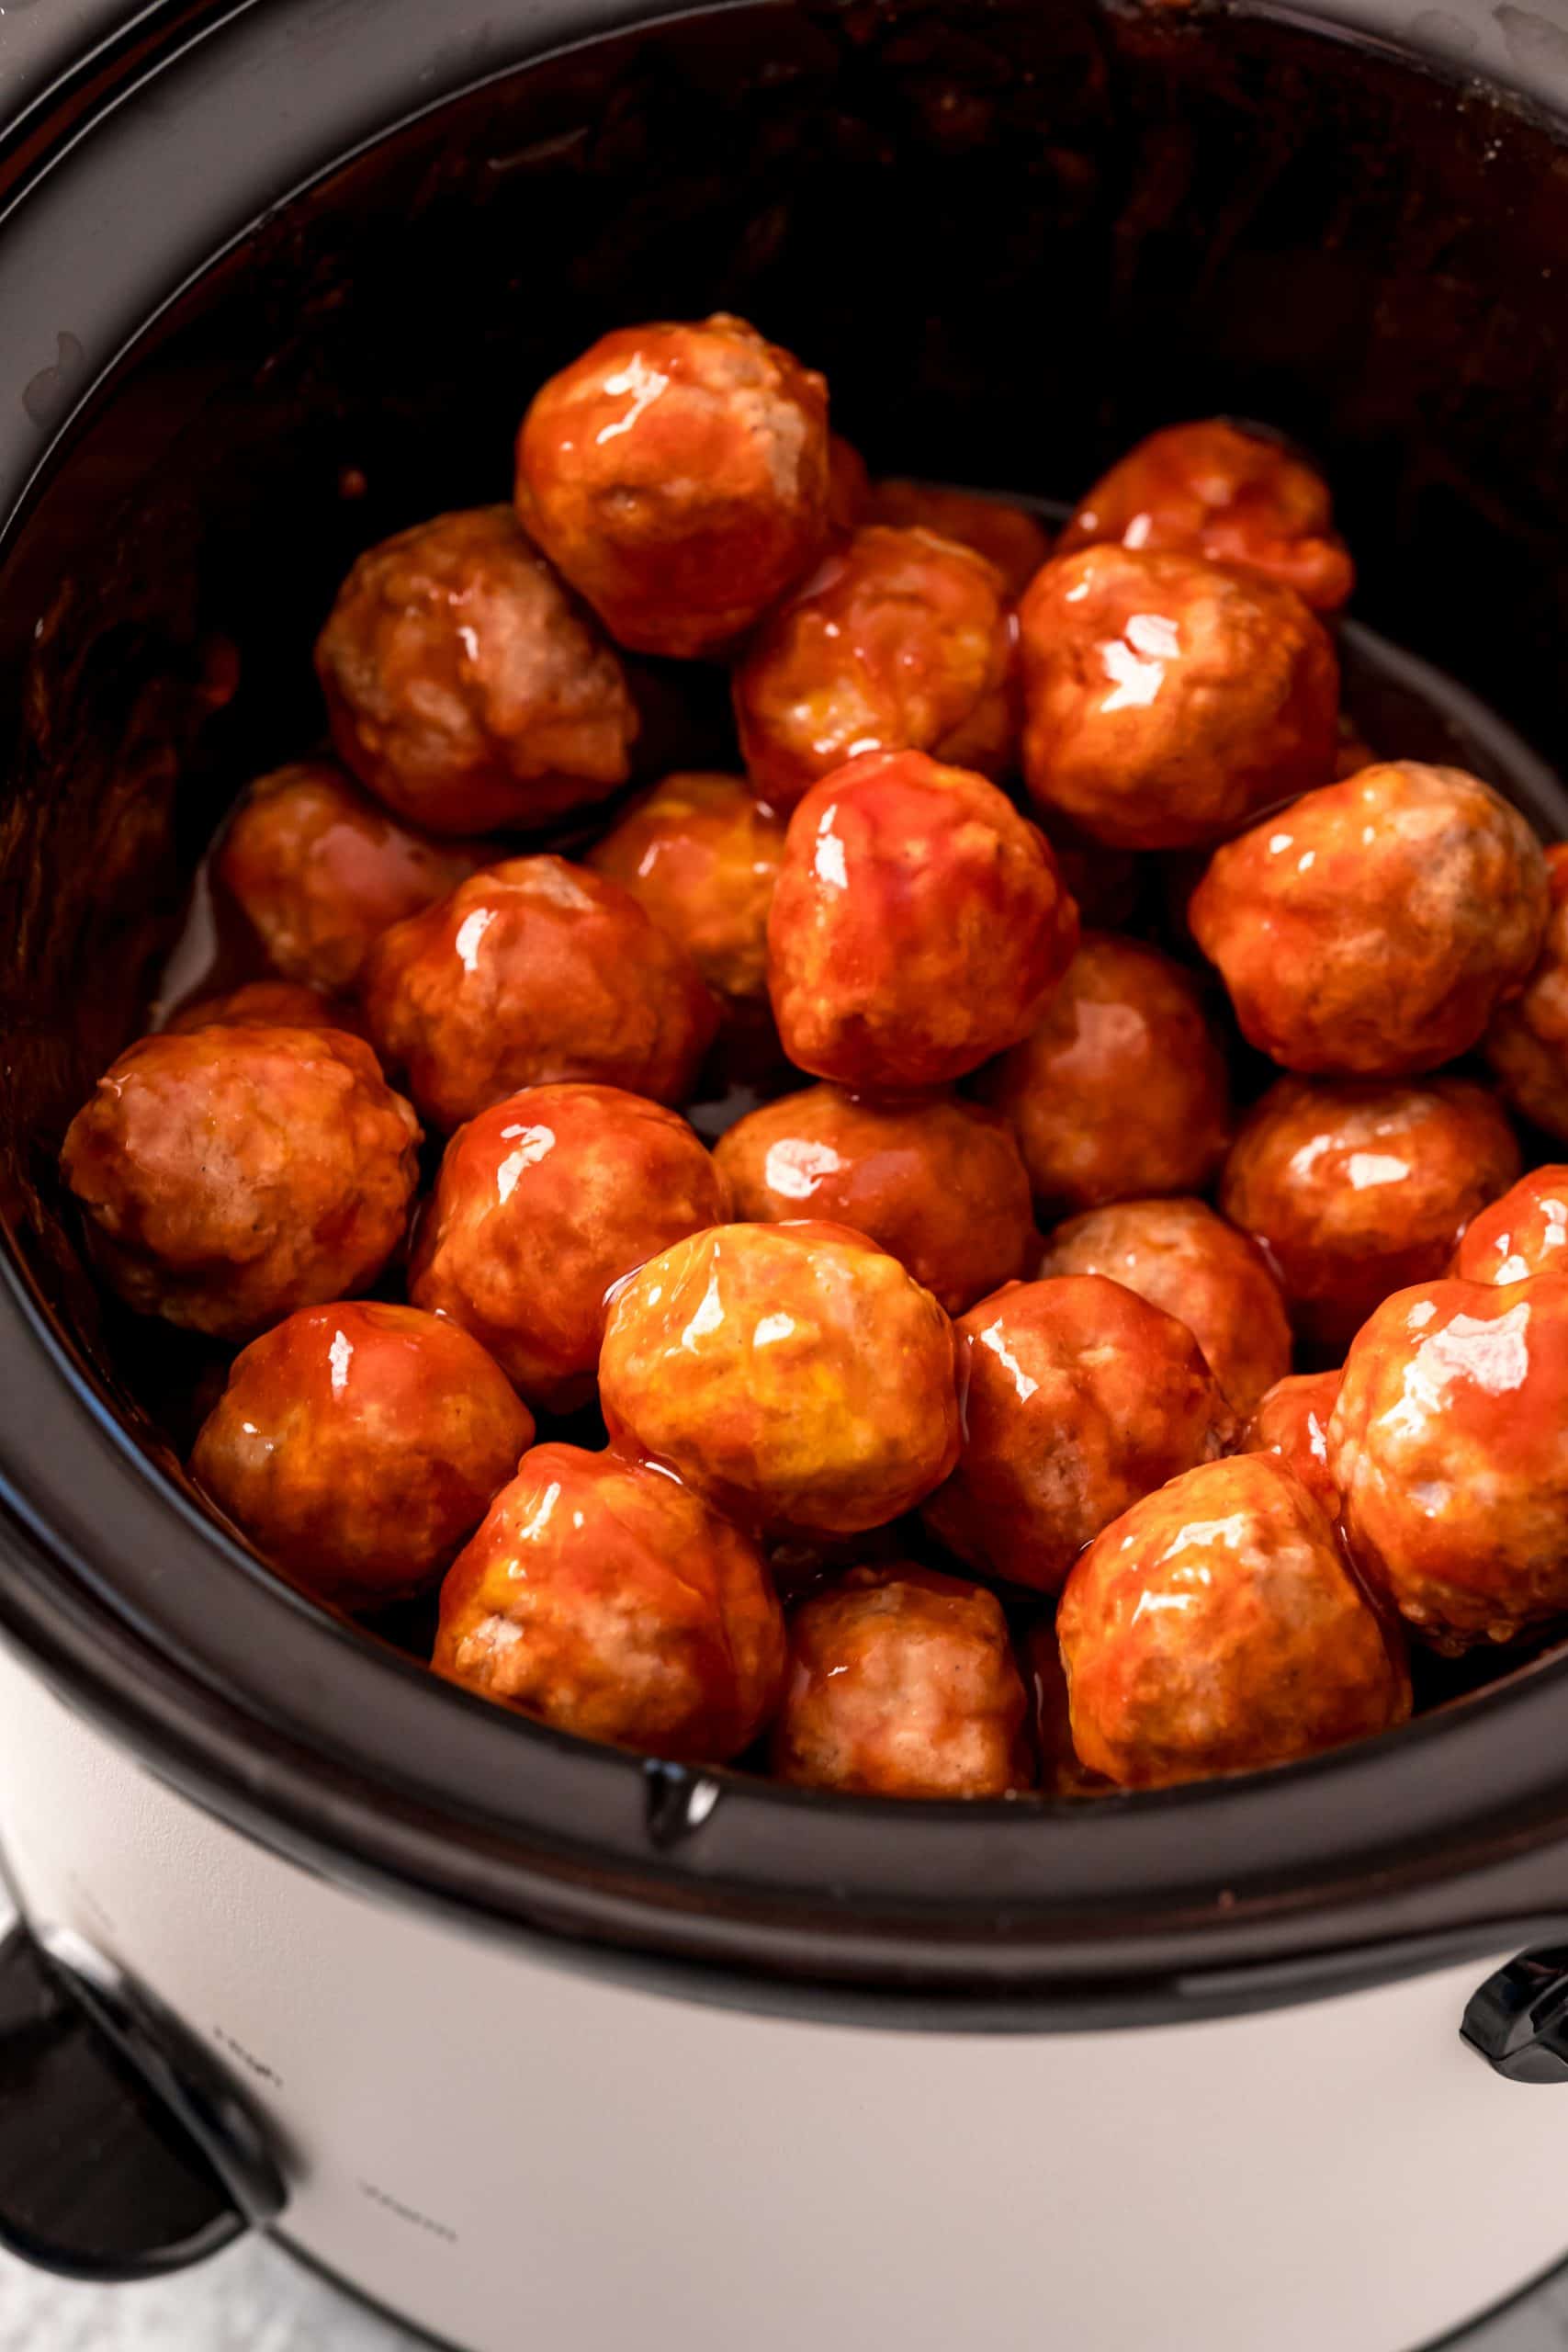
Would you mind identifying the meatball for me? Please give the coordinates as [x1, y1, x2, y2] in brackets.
[316, 506, 638, 834]
[922, 1274, 1235, 1595]
[584, 771, 785, 1010]
[1454, 1165, 1568, 1285]
[1037, 1196, 1291, 1418]
[165, 979, 366, 1041]
[360, 856, 717, 1131]
[863, 479, 1053, 597]
[434, 1443, 784, 1760]
[514, 313, 830, 658]
[733, 526, 1016, 813]
[410, 1083, 729, 1410]
[599, 1220, 960, 1535]
[190, 1303, 533, 1610]
[1220, 1076, 1520, 1352]
[714, 1084, 1032, 1315]
[1486, 841, 1568, 1138]
[1057, 1453, 1408, 1788]
[1242, 1369, 1343, 1513]
[1024, 1621, 1111, 1799]
[1190, 763, 1549, 1077]
[1057, 419, 1353, 613]
[1330, 1273, 1568, 1648]
[216, 760, 480, 991]
[827, 433, 872, 533]
[766, 750, 1077, 1091]
[769, 1564, 1030, 1799]
[60, 1026, 420, 1340]
[1017, 545, 1339, 850]
[977, 933, 1232, 1216]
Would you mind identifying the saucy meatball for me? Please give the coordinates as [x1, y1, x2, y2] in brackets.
[1330, 1273, 1568, 1648]
[410, 1083, 729, 1409]
[165, 979, 366, 1041]
[978, 933, 1232, 1216]
[434, 1443, 785, 1760]
[1242, 1369, 1343, 1512]
[61, 1026, 420, 1340]
[360, 856, 717, 1131]
[584, 771, 785, 1010]
[316, 506, 638, 834]
[191, 1303, 533, 1610]
[1057, 419, 1353, 613]
[923, 1274, 1235, 1595]
[1220, 1076, 1520, 1352]
[714, 1084, 1032, 1315]
[1454, 1165, 1568, 1285]
[1017, 545, 1339, 850]
[1190, 763, 1549, 1076]
[217, 761, 480, 991]
[1024, 1621, 1111, 1799]
[600, 1220, 960, 1535]
[734, 526, 1015, 811]
[1058, 1453, 1407, 1788]
[1037, 1196, 1291, 1418]
[1486, 841, 1568, 1138]
[827, 433, 872, 533]
[514, 314, 830, 657]
[766, 750, 1077, 1091]
[864, 479, 1053, 597]
[770, 1564, 1030, 1799]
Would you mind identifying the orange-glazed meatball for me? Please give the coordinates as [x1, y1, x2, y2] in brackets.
[599, 1221, 960, 1535]
[1220, 1076, 1520, 1352]
[410, 1083, 729, 1410]
[1024, 1622, 1111, 1798]
[1242, 1369, 1343, 1513]
[978, 933, 1232, 1216]
[714, 1084, 1032, 1315]
[316, 507, 638, 835]
[514, 314, 830, 658]
[1037, 1196, 1291, 1418]
[60, 1026, 420, 1340]
[766, 751, 1077, 1091]
[165, 978, 366, 1041]
[1486, 841, 1568, 1139]
[434, 1443, 784, 1760]
[584, 772, 784, 1011]
[770, 1564, 1030, 1799]
[190, 1303, 533, 1610]
[1190, 764, 1549, 1076]
[1057, 419, 1353, 614]
[216, 761, 480, 991]
[827, 433, 872, 533]
[360, 856, 716, 1131]
[923, 1274, 1235, 1595]
[733, 526, 1016, 812]
[1058, 1453, 1408, 1788]
[864, 480, 1053, 598]
[1017, 546, 1338, 850]
[1330, 1274, 1568, 1649]
[1454, 1165, 1568, 1285]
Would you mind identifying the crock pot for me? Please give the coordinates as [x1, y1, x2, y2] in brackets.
[6, 3, 1568, 2346]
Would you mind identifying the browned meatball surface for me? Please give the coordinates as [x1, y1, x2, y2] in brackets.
[1058, 1453, 1408, 1788]
[165, 979, 367, 1041]
[1190, 763, 1549, 1076]
[360, 855, 716, 1131]
[410, 1082, 729, 1410]
[770, 1564, 1030, 1799]
[827, 433, 872, 533]
[1037, 1196, 1291, 1418]
[316, 506, 637, 834]
[1454, 1165, 1568, 1286]
[434, 1443, 785, 1760]
[585, 771, 785, 1011]
[61, 1026, 420, 1341]
[1017, 545, 1338, 851]
[1486, 841, 1568, 1139]
[978, 933, 1232, 1216]
[1241, 1369, 1343, 1514]
[1220, 1076, 1520, 1352]
[515, 314, 829, 657]
[864, 479, 1053, 597]
[923, 1274, 1235, 1595]
[191, 1303, 532, 1610]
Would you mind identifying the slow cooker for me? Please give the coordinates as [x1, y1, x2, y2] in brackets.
[6, 3, 1568, 2346]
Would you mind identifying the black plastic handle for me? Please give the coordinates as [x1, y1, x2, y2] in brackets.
[0, 1920, 286, 2279]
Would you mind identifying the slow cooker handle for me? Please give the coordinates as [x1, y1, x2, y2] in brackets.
[0, 1920, 286, 2279]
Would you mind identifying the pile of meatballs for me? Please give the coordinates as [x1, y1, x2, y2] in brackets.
[58, 312, 1568, 1800]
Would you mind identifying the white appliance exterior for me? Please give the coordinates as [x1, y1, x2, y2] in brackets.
[0, 1645, 1562, 2352]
